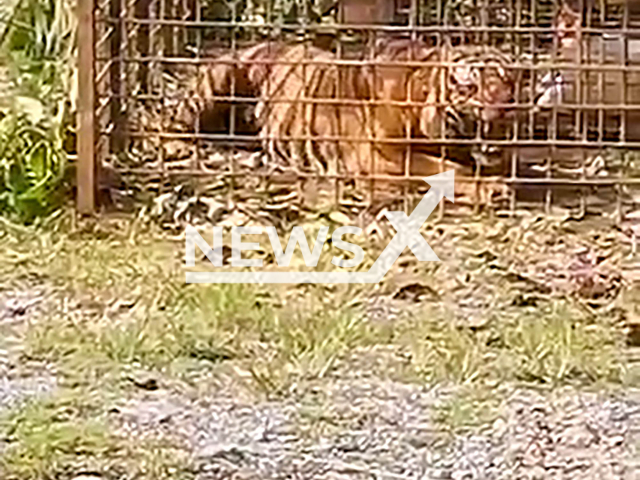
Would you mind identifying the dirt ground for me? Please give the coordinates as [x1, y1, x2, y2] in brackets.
[0, 208, 639, 480]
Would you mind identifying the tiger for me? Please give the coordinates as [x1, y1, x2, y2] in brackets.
[174, 41, 293, 142]
[174, 39, 515, 205]
[255, 38, 515, 204]
[251, 43, 358, 172]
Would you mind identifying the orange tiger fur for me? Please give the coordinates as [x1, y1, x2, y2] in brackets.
[255, 39, 514, 201]
[178, 39, 515, 203]
[175, 42, 291, 137]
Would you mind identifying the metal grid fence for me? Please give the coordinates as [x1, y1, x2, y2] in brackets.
[77, 0, 640, 221]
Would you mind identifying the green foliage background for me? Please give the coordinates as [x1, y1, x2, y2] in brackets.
[0, 0, 76, 223]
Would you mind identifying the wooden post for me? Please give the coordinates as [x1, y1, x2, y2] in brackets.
[77, 0, 95, 214]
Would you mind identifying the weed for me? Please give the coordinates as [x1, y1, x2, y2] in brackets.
[500, 303, 625, 385]
[0, 0, 77, 223]
[432, 385, 505, 433]
[9, 217, 632, 404]
[0, 389, 193, 480]
[403, 300, 625, 388]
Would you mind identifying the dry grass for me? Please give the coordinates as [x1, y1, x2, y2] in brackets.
[0, 209, 634, 476]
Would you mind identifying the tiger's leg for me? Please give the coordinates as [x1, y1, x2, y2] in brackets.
[341, 141, 406, 209]
[301, 101, 344, 209]
[256, 100, 279, 167]
[257, 83, 298, 169]
[271, 66, 310, 172]
[255, 47, 304, 170]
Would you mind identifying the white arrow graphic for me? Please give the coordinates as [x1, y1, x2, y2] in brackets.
[186, 170, 454, 284]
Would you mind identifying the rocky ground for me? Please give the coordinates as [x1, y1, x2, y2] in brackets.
[110, 368, 640, 480]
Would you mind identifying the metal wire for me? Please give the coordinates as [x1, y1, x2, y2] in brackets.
[90, 0, 640, 218]
[96, 17, 640, 35]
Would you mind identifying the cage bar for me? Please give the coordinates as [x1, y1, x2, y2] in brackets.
[78, 0, 640, 220]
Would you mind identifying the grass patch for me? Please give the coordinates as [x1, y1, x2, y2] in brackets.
[247, 296, 369, 396]
[0, 392, 112, 479]
[409, 314, 493, 385]
[4, 212, 632, 400]
[405, 301, 626, 388]
[500, 305, 624, 385]
[24, 283, 270, 373]
[24, 261, 371, 396]
[415, 302, 626, 433]
[0, 389, 192, 480]
[432, 385, 505, 433]
[0, 211, 177, 294]
[4, 213, 377, 394]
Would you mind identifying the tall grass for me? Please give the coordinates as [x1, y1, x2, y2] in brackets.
[0, 0, 76, 222]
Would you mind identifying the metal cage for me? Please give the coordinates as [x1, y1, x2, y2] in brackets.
[77, 0, 640, 222]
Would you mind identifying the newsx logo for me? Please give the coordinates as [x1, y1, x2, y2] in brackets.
[185, 171, 454, 284]
[187, 223, 365, 269]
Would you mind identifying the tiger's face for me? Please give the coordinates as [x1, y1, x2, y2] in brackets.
[410, 50, 514, 140]
[449, 59, 513, 123]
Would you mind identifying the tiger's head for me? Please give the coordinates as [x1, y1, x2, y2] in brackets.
[408, 46, 515, 140]
[449, 49, 514, 125]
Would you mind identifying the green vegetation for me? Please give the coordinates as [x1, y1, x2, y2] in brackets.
[0, 0, 75, 223]
[407, 303, 625, 387]
[0, 0, 634, 476]
[0, 212, 632, 477]
[0, 389, 192, 480]
[5, 217, 627, 397]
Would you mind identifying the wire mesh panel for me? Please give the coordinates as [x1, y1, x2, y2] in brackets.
[87, 0, 640, 222]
